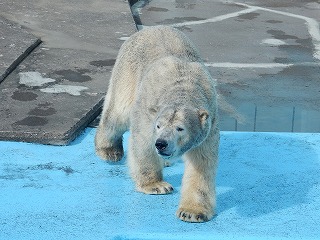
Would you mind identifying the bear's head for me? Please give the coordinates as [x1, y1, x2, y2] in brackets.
[153, 106, 211, 159]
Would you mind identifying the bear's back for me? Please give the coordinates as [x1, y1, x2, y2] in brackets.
[120, 26, 202, 66]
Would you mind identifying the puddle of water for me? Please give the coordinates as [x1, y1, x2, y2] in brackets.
[54, 69, 92, 82]
[14, 116, 48, 127]
[28, 107, 56, 116]
[90, 59, 116, 67]
[267, 30, 299, 40]
[236, 12, 260, 21]
[175, 0, 196, 9]
[11, 91, 38, 101]
[147, 7, 169, 12]
[156, 16, 206, 25]
[266, 20, 283, 24]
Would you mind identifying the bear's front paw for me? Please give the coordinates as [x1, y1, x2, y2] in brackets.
[176, 207, 214, 223]
[138, 181, 174, 195]
[96, 146, 124, 162]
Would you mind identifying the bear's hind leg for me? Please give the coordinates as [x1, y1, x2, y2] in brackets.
[128, 134, 173, 195]
[95, 131, 124, 161]
[95, 118, 125, 161]
[95, 98, 129, 161]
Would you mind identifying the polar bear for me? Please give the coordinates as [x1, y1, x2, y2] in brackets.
[95, 26, 219, 222]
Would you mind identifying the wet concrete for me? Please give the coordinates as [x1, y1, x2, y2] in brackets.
[0, 0, 136, 144]
[131, 0, 320, 132]
[1, 0, 319, 145]
[54, 69, 92, 83]
[0, 46, 115, 144]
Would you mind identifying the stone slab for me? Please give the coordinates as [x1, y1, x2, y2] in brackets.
[0, 17, 41, 83]
[0, 0, 136, 145]
[131, 0, 320, 132]
[0, 47, 110, 144]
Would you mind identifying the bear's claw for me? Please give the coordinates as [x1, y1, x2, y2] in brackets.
[176, 208, 213, 223]
[139, 181, 174, 195]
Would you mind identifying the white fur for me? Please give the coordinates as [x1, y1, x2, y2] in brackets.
[95, 26, 219, 222]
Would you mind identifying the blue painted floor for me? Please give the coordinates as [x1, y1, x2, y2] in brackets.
[1, 128, 320, 240]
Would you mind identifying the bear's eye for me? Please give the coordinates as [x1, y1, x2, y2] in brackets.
[156, 125, 160, 129]
[176, 127, 184, 132]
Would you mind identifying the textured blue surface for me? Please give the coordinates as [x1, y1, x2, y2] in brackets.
[1, 128, 320, 240]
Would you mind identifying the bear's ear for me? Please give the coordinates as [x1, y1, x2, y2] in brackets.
[198, 109, 209, 125]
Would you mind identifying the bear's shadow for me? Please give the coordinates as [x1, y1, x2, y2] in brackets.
[166, 133, 319, 218]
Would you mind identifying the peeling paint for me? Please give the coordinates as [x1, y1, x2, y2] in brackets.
[261, 38, 287, 46]
[119, 36, 130, 41]
[19, 71, 55, 87]
[40, 84, 88, 96]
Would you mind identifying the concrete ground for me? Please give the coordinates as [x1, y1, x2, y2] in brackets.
[0, 0, 136, 144]
[1, 0, 320, 144]
[132, 0, 320, 133]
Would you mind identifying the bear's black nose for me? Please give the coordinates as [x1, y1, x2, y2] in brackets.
[155, 139, 168, 151]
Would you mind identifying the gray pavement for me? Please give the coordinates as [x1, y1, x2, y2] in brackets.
[133, 0, 320, 132]
[0, 17, 41, 83]
[0, 0, 136, 144]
